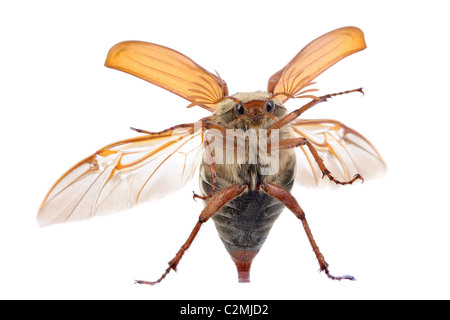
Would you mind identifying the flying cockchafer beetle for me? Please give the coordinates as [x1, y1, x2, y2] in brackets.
[38, 26, 385, 284]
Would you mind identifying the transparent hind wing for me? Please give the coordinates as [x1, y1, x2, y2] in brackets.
[38, 124, 204, 226]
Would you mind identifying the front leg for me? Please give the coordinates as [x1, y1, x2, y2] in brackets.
[269, 88, 364, 131]
[261, 183, 355, 281]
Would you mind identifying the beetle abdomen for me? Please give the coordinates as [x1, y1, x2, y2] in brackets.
[211, 191, 285, 282]
[212, 191, 284, 282]
[211, 191, 284, 253]
[199, 157, 295, 282]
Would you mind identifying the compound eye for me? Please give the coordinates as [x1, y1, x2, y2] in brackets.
[266, 100, 275, 113]
[234, 103, 245, 116]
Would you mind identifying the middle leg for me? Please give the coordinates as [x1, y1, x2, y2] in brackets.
[270, 137, 363, 185]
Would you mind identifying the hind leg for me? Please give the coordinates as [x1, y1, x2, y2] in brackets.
[261, 182, 355, 281]
[136, 184, 247, 285]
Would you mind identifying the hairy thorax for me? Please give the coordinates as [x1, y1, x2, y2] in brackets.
[201, 91, 296, 191]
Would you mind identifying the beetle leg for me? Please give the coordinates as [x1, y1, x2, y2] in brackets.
[261, 182, 355, 281]
[136, 183, 247, 285]
[271, 137, 364, 186]
[269, 88, 364, 132]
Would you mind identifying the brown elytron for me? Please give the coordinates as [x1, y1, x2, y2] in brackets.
[38, 27, 385, 284]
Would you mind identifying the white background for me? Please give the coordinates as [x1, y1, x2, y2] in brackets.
[1, 0, 449, 300]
